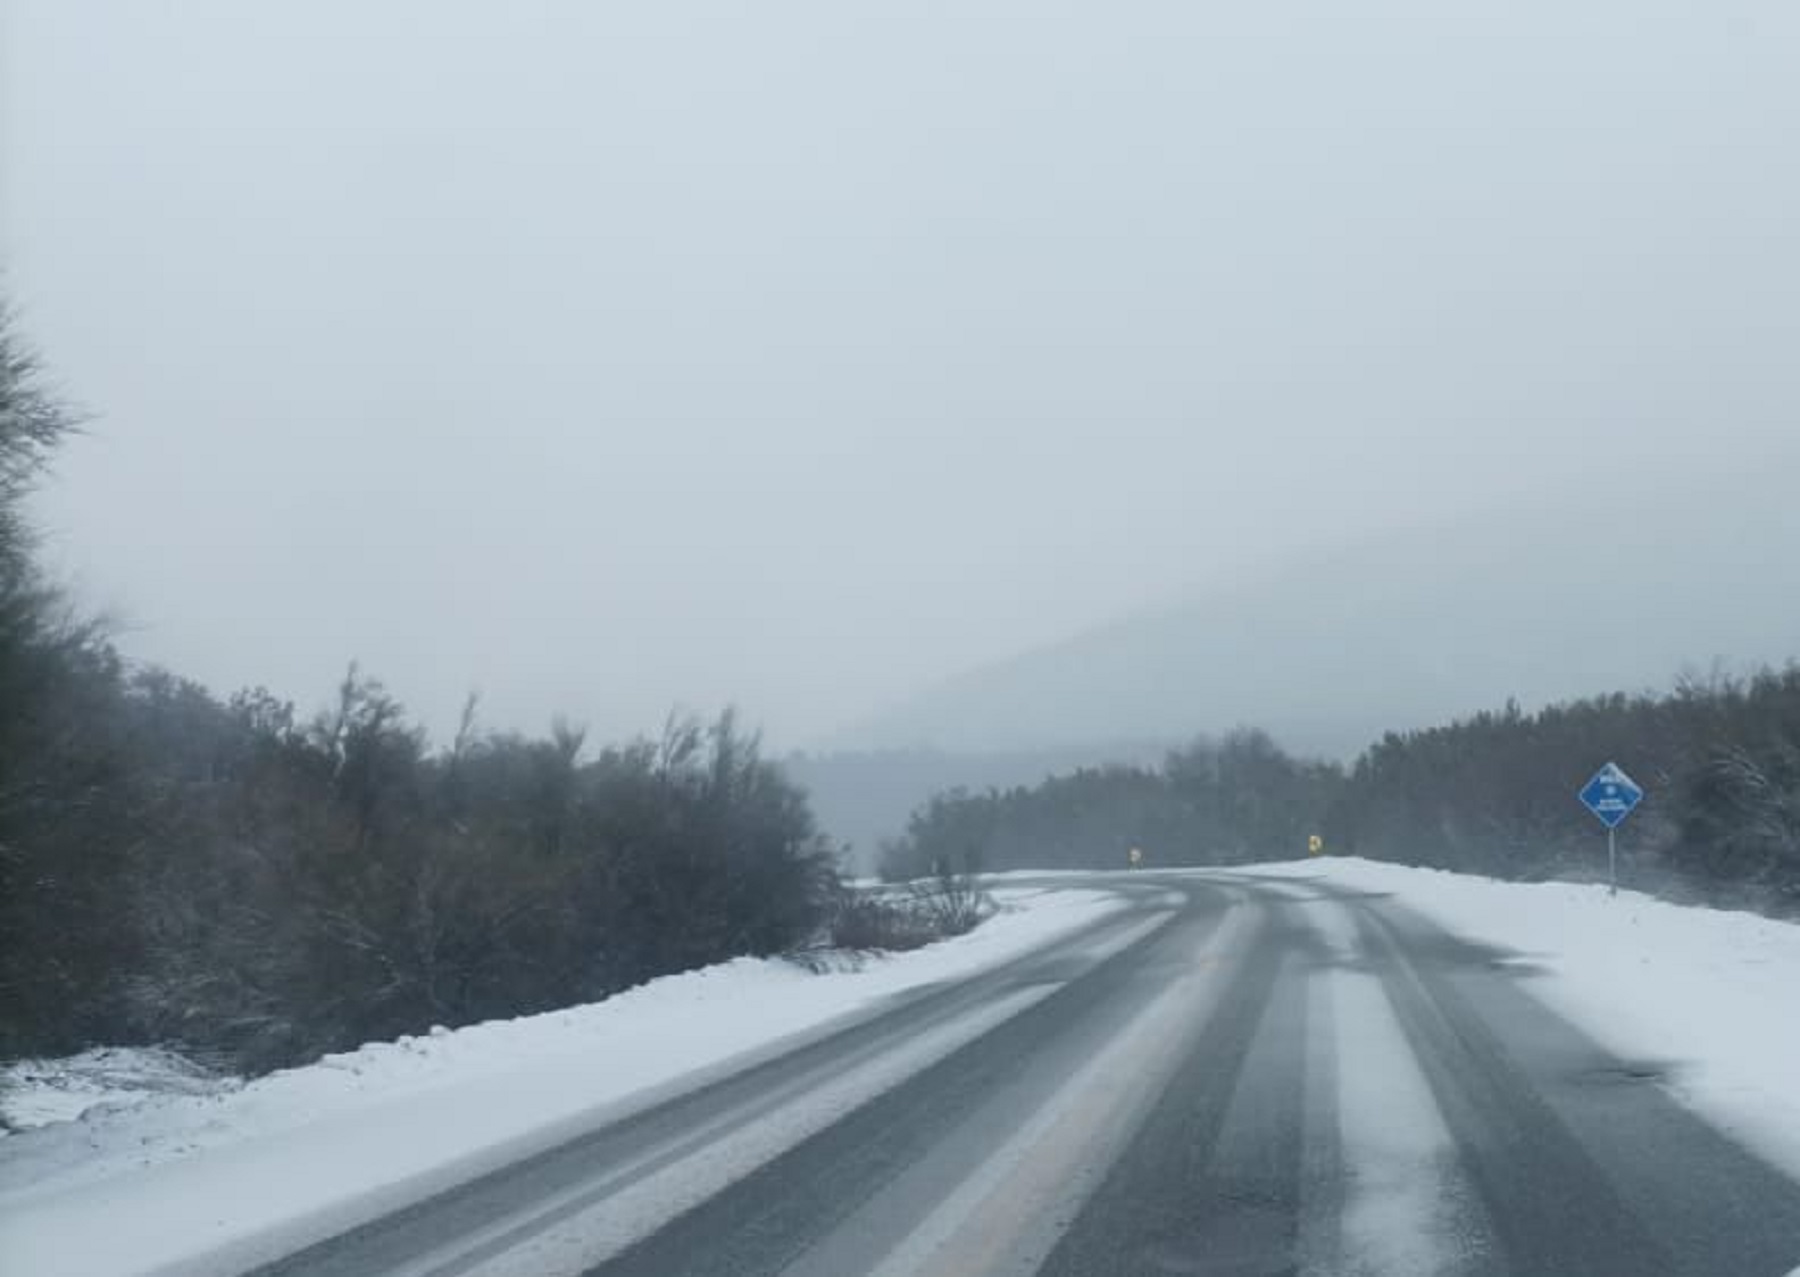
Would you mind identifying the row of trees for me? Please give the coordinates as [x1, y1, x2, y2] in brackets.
[881, 728, 1340, 877]
[1341, 672, 1800, 902]
[0, 311, 847, 1076]
[1, 656, 842, 1074]
[881, 675, 1800, 914]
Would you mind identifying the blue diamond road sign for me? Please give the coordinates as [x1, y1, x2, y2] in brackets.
[1579, 762, 1644, 830]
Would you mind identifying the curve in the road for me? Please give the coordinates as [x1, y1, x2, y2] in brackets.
[244, 875, 1800, 1277]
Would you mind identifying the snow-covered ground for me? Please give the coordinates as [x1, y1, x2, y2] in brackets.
[6, 862, 1796, 1277]
[1, 1047, 235, 1132]
[0, 886, 1127, 1277]
[1238, 856, 1800, 1181]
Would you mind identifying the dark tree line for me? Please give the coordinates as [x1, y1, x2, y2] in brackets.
[0, 311, 842, 1074]
[1340, 673, 1800, 906]
[883, 677, 1800, 915]
[880, 728, 1340, 878]
[1, 656, 840, 1073]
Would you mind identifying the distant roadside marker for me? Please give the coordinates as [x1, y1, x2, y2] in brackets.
[1578, 761, 1644, 896]
[1128, 847, 1143, 869]
[1308, 834, 1324, 855]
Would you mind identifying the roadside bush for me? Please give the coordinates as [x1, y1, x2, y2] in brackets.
[824, 887, 939, 953]
[907, 869, 992, 938]
[820, 868, 995, 955]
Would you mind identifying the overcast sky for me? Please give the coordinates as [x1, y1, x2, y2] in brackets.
[3, 3, 1795, 747]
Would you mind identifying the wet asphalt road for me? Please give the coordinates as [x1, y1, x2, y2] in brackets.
[246, 874, 1800, 1277]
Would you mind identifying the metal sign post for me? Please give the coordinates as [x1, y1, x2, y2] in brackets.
[1578, 762, 1645, 895]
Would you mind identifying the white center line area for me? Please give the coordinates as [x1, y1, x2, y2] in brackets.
[832, 902, 1263, 1277]
[1297, 900, 1493, 1277]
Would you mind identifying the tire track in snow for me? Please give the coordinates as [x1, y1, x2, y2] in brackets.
[583, 888, 1241, 1277]
[1034, 896, 1302, 1276]
[1361, 900, 1800, 1277]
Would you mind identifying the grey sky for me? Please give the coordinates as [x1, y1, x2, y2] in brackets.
[3, 3, 1795, 747]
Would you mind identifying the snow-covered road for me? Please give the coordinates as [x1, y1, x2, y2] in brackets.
[4, 866, 1799, 1277]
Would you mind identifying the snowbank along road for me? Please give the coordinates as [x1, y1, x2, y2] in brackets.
[14, 872, 1800, 1277]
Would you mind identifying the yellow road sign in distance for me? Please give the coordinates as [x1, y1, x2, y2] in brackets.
[1308, 834, 1324, 855]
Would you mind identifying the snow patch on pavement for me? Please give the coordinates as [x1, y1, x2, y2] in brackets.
[0, 886, 1126, 1277]
[1243, 857, 1800, 1182]
[1324, 956, 1483, 1276]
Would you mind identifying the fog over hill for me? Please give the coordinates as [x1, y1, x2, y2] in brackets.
[801, 457, 1799, 864]
[834, 458, 1799, 758]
